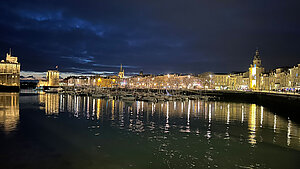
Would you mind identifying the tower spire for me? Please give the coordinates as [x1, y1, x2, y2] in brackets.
[118, 64, 124, 78]
[254, 48, 260, 60]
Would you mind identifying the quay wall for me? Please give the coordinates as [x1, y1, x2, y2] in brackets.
[0, 85, 20, 92]
[201, 90, 300, 117]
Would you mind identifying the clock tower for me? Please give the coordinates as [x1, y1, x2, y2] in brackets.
[249, 49, 264, 90]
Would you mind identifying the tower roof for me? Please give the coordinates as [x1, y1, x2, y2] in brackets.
[254, 49, 260, 60]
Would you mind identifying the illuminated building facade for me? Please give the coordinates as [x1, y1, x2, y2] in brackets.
[47, 70, 59, 86]
[232, 72, 249, 90]
[125, 74, 203, 89]
[249, 49, 264, 90]
[91, 76, 119, 88]
[211, 49, 299, 91]
[37, 69, 60, 87]
[211, 72, 249, 90]
[212, 73, 230, 90]
[62, 49, 299, 92]
[66, 76, 119, 88]
[66, 76, 91, 87]
[0, 51, 20, 90]
[288, 64, 300, 88]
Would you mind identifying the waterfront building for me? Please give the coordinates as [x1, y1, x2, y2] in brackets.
[125, 74, 202, 89]
[212, 73, 230, 90]
[249, 49, 264, 90]
[260, 73, 273, 91]
[37, 69, 60, 87]
[234, 72, 249, 90]
[288, 64, 300, 88]
[66, 76, 90, 87]
[62, 49, 299, 92]
[92, 76, 119, 88]
[261, 65, 300, 91]
[47, 70, 59, 87]
[65, 75, 119, 88]
[274, 68, 289, 90]
[0, 50, 20, 91]
[197, 72, 213, 89]
[211, 72, 249, 90]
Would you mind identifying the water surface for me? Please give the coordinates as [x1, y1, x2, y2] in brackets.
[0, 92, 299, 169]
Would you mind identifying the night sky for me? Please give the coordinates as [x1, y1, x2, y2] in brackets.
[0, 0, 299, 78]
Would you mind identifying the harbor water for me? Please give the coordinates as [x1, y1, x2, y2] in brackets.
[0, 92, 299, 169]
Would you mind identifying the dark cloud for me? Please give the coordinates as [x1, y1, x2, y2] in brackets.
[0, 0, 299, 75]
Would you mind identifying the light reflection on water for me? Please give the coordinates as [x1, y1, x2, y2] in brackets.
[249, 104, 257, 145]
[1, 92, 299, 169]
[0, 93, 19, 133]
[37, 93, 300, 150]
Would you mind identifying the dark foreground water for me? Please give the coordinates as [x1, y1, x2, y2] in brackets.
[0, 92, 299, 169]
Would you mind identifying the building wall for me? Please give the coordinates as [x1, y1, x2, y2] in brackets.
[236, 74, 249, 90]
[0, 62, 20, 86]
[125, 74, 202, 89]
[249, 65, 264, 90]
[66, 76, 119, 88]
[288, 64, 300, 88]
[212, 74, 229, 89]
[47, 70, 59, 87]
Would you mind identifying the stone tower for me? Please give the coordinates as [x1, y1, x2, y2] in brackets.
[47, 70, 59, 87]
[249, 49, 264, 90]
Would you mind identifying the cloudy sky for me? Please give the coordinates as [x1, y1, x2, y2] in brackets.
[0, 0, 299, 78]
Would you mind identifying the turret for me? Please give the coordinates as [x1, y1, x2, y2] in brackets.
[118, 64, 124, 78]
[6, 48, 18, 64]
[252, 49, 261, 67]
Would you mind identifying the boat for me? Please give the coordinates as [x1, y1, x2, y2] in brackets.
[44, 88, 62, 93]
[142, 96, 157, 102]
[122, 94, 136, 101]
[92, 94, 107, 98]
